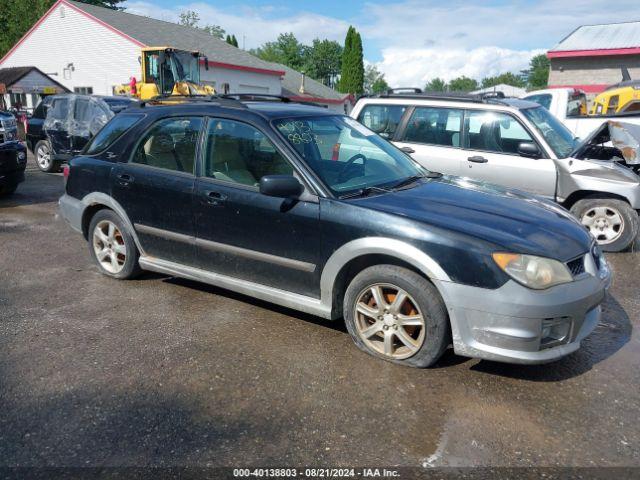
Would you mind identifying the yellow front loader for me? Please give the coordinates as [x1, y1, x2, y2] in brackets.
[115, 47, 215, 101]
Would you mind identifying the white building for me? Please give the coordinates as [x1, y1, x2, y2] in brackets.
[0, 0, 284, 97]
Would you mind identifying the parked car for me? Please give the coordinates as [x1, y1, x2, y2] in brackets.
[0, 140, 28, 197]
[521, 87, 640, 139]
[59, 97, 610, 367]
[26, 94, 136, 173]
[351, 92, 640, 252]
[0, 110, 18, 144]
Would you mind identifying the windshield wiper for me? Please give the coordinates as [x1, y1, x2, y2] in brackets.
[391, 172, 441, 190]
[338, 186, 392, 200]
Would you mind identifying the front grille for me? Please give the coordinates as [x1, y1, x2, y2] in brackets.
[566, 257, 585, 277]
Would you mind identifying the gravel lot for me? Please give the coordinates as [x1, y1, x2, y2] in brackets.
[1, 155, 639, 472]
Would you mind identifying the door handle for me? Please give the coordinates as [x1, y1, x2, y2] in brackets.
[467, 156, 488, 163]
[116, 173, 134, 186]
[202, 190, 227, 206]
[400, 146, 415, 154]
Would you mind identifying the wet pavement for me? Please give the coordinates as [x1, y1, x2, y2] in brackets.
[0, 156, 639, 470]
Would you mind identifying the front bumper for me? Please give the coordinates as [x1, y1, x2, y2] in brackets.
[439, 260, 610, 364]
[0, 169, 25, 188]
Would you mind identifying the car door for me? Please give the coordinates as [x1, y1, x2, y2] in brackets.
[111, 116, 202, 265]
[392, 106, 464, 176]
[461, 109, 557, 198]
[44, 96, 72, 157]
[194, 117, 320, 297]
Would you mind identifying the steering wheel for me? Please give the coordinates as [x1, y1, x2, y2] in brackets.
[337, 153, 367, 183]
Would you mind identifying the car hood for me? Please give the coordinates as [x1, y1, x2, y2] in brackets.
[573, 120, 640, 164]
[355, 176, 593, 261]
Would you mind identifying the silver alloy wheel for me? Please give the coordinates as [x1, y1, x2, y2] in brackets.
[37, 143, 51, 170]
[354, 283, 425, 360]
[92, 220, 127, 274]
[580, 205, 625, 245]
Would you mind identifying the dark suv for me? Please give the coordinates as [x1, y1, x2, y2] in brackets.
[27, 94, 136, 172]
[59, 97, 610, 367]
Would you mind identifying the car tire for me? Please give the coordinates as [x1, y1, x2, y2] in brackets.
[88, 209, 142, 279]
[34, 140, 59, 173]
[343, 264, 449, 368]
[570, 198, 638, 252]
[0, 184, 18, 197]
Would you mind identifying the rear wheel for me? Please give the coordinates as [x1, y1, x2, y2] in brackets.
[88, 210, 141, 279]
[35, 140, 59, 173]
[570, 198, 638, 252]
[343, 265, 449, 368]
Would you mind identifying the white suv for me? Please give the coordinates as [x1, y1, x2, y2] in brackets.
[350, 91, 640, 252]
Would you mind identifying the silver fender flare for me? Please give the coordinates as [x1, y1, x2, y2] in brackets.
[319, 237, 452, 318]
[81, 192, 146, 255]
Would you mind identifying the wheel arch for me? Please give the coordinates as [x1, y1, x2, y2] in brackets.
[562, 190, 632, 210]
[80, 192, 145, 254]
[319, 237, 451, 320]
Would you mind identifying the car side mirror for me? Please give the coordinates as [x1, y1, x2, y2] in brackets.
[259, 175, 303, 198]
[518, 141, 540, 158]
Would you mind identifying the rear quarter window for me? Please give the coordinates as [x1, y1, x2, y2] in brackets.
[84, 114, 144, 155]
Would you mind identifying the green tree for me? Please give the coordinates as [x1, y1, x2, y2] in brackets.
[526, 54, 550, 90]
[425, 78, 447, 92]
[252, 33, 307, 71]
[364, 65, 388, 94]
[339, 26, 364, 94]
[448, 76, 478, 92]
[481, 72, 525, 89]
[231, 34, 239, 48]
[179, 10, 225, 39]
[303, 39, 342, 86]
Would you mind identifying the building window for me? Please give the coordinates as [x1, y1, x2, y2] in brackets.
[74, 87, 93, 95]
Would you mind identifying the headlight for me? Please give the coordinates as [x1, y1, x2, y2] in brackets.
[492, 253, 573, 290]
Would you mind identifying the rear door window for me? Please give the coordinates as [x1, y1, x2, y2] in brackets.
[401, 107, 463, 147]
[357, 104, 407, 139]
[85, 114, 144, 154]
[131, 117, 202, 174]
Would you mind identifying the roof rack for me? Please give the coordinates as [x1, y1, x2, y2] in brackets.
[138, 94, 247, 108]
[221, 93, 326, 108]
[366, 89, 509, 105]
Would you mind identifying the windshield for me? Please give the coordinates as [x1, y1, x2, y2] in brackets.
[274, 115, 426, 197]
[522, 106, 577, 158]
[171, 51, 200, 83]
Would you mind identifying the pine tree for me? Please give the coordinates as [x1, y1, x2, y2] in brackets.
[352, 30, 364, 94]
[231, 34, 239, 48]
[338, 26, 354, 93]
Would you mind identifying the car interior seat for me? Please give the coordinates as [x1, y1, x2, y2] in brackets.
[145, 133, 184, 171]
[479, 121, 503, 152]
[209, 126, 257, 186]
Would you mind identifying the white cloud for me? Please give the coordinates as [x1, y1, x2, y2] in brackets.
[123, 0, 640, 87]
[377, 46, 546, 88]
[123, 1, 350, 49]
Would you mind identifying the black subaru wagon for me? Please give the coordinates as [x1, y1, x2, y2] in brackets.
[59, 97, 610, 367]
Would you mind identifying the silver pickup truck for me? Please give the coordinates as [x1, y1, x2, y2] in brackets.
[350, 93, 640, 252]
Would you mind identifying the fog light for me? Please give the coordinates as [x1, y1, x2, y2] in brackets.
[18, 151, 26, 161]
[540, 317, 572, 348]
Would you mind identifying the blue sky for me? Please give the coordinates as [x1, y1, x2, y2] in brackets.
[123, 0, 637, 87]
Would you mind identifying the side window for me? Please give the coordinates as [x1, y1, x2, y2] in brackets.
[525, 94, 552, 110]
[204, 119, 292, 187]
[32, 100, 48, 119]
[49, 98, 70, 121]
[85, 114, 143, 154]
[464, 110, 534, 155]
[132, 117, 202, 173]
[402, 107, 462, 147]
[357, 104, 406, 139]
[566, 93, 586, 117]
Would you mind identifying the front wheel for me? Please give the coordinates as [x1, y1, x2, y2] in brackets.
[343, 265, 449, 368]
[88, 210, 142, 279]
[570, 198, 638, 252]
